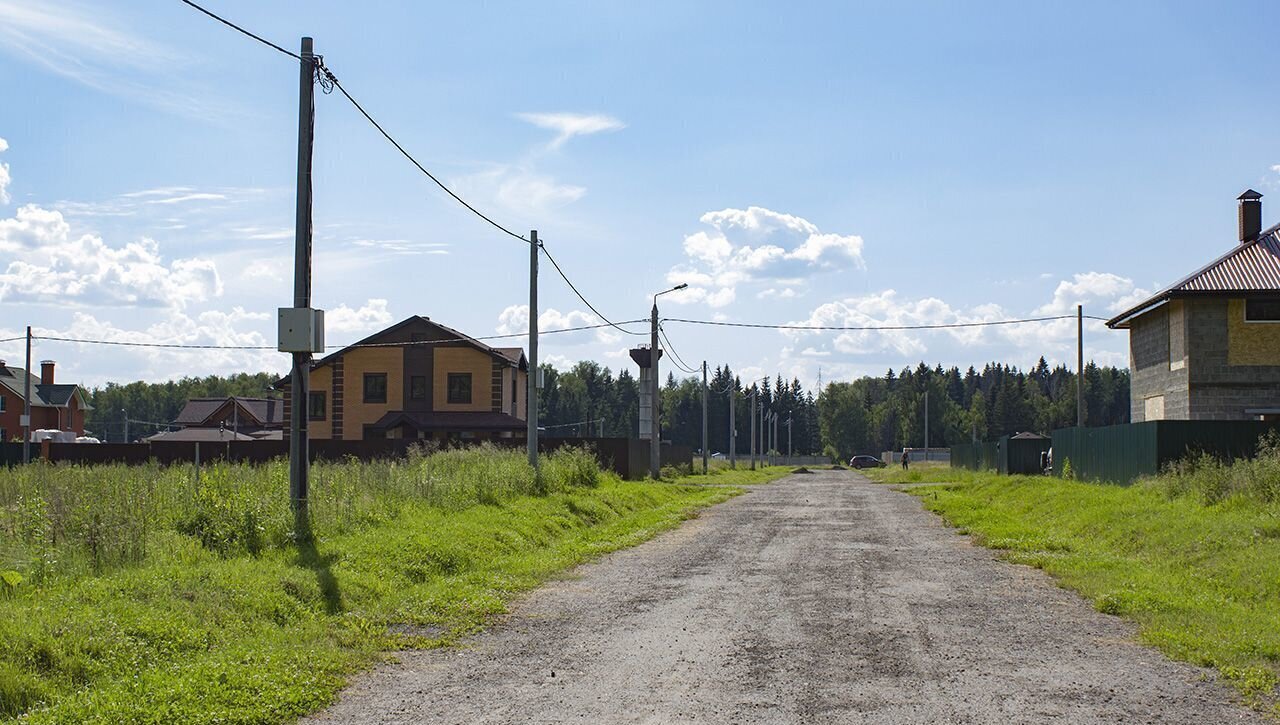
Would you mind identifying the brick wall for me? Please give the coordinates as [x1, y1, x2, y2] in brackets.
[1128, 306, 1189, 421]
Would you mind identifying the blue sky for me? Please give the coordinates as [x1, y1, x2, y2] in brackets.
[1, 0, 1278, 389]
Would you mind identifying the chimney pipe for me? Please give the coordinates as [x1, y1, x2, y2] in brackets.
[40, 360, 55, 385]
[1239, 189, 1263, 244]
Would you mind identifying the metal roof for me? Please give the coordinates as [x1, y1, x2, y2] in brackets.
[1107, 225, 1280, 328]
[0, 366, 92, 409]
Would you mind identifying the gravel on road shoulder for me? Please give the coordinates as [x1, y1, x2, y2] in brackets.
[304, 470, 1263, 724]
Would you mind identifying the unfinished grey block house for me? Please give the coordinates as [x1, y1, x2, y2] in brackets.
[1108, 190, 1280, 422]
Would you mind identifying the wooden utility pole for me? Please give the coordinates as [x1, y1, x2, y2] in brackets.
[289, 37, 316, 535]
[528, 230, 539, 469]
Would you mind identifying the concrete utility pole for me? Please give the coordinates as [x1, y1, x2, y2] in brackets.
[288, 36, 316, 534]
[528, 230, 539, 469]
[752, 404, 762, 466]
[701, 361, 708, 474]
[22, 326, 31, 463]
[1077, 304, 1084, 428]
[650, 301, 660, 478]
[649, 285, 686, 479]
[778, 417, 788, 463]
[924, 390, 929, 462]
[732, 386, 742, 471]
[122, 409, 128, 444]
[749, 387, 757, 470]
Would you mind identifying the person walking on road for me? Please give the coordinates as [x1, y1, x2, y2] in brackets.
[901, 449, 910, 471]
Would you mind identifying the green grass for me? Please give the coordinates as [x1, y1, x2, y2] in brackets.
[0, 448, 790, 723]
[866, 463, 1280, 714]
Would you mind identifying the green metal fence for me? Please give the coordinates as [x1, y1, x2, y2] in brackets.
[950, 441, 999, 471]
[951, 436, 1050, 475]
[1051, 421, 1280, 484]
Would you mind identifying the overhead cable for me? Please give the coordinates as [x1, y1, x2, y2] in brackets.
[540, 245, 646, 336]
[178, 0, 302, 60]
[32, 320, 644, 352]
[661, 314, 1109, 332]
[657, 325, 701, 375]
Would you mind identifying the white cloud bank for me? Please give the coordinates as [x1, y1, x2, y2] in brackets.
[665, 206, 864, 308]
[0, 204, 221, 307]
[495, 304, 623, 344]
[326, 299, 393, 334]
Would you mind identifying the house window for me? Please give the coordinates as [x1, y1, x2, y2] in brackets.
[0, 395, 5, 412]
[308, 391, 326, 421]
[0, 428, 6, 441]
[447, 373, 472, 404]
[1245, 298, 1280, 322]
[410, 375, 427, 401]
[363, 373, 388, 403]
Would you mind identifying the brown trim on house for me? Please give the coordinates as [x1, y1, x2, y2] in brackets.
[331, 356, 344, 440]
[490, 361, 503, 412]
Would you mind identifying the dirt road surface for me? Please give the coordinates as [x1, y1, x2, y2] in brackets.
[306, 470, 1262, 724]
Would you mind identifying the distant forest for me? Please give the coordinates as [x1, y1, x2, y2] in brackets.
[81, 358, 1130, 455]
[539, 358, 1130, 459]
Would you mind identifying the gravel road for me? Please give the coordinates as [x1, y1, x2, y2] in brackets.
[305, 469, 1262, 724]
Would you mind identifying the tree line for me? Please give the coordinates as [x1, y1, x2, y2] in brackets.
[79, 357, 1130, 455]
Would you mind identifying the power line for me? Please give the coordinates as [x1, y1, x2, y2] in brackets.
[661, 314, 1109, 332]
[178, 0, 302, 60]
[0, 336, 24, 344]
[31, 320, 644, 352]
[179, 1, 648, 343]
[315, 63, 530, 246]
[657, 325, 700, 375]
[540, 245, 645, 337]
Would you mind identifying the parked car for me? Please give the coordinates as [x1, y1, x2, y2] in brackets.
[848, 455, 886, 469]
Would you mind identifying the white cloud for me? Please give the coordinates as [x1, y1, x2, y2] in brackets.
[495, 304, 623, 344]
[0, 136, 10, 205]
[667, 206, 865, 310]
[780, 271, 1142, 370]
[758, 287, 799, 300]
[454, 165, 585, 217]
[325, 299, 393, 334]
[0, 204, 221, 307]
[0, 1, 228, 118]
[349, 239, 449, 256]
[144, 192, 227, 205]
[516, 112, 626, 149]
[11, 308, 282, 388]
[1035, 271, 1148, 315]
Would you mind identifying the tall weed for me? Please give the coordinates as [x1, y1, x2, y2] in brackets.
[0, 444, 600, 584]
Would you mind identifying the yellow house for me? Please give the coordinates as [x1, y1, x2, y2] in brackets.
[281, 316, 528, 440]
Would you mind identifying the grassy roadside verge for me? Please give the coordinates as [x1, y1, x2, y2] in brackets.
[0, 451, 789, 724]
[864, 464, 1280, 714]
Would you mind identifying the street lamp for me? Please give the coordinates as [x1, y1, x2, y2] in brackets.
[649, 283, 688, 479]
[121, 408, 128, 443]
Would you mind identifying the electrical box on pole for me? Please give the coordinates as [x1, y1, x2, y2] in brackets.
[277, 308, 325, 352]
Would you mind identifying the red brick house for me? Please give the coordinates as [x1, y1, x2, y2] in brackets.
[0, 360, 92, 441]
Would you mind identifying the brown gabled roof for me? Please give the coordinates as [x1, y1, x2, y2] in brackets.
[1107, 223, 1280, 329]
[275, 316, 526, 389]
[174, 397, 283, 427]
